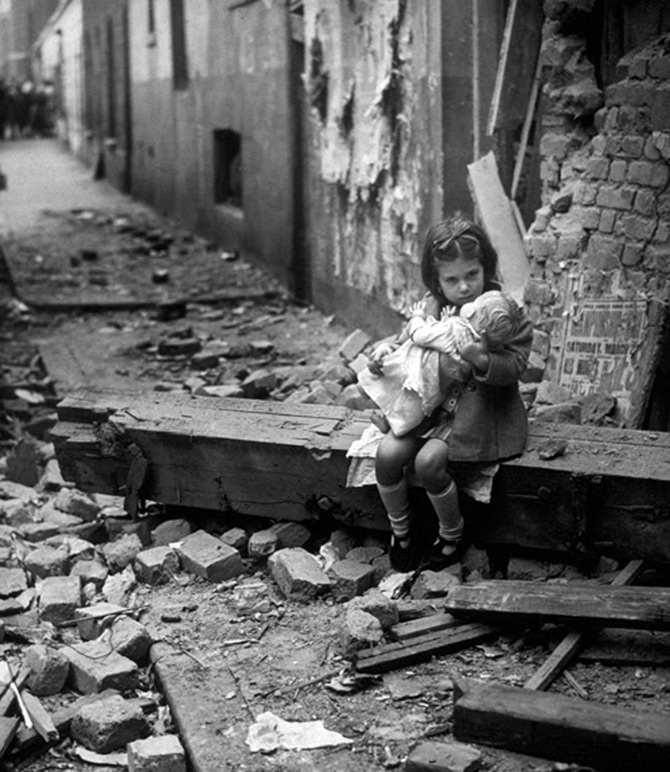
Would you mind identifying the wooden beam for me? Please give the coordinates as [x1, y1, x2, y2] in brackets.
[355, 623, 499, 674]
[52, 389, 670, 563]
[19, 692, 58, 744]
[444, 580, 670, 631]
[524, 559, 645, 691]
[453, 678, 670, 769]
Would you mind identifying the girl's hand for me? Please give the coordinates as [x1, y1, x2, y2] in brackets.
[459, 332, 490, 373]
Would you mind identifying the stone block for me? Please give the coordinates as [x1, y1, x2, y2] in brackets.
[39, 575, 82, 624]
[152, 518, 192, 546]
[76, 602, 126, 640]
[64, 639, 139, 694]
[341, 607, 384, 657]
[134, 546, 180, 585]
[347, 588, 398, 629]
[219, 527, 248, 552]
[103, 616, 152, 663]
[70, 693, 150, 753]
[103, 533, 144, 573]
[176, 530, 244, 582]
[18, 522, 61, 542]
[247, 529, 278, 560]
[267, 522, 311, 550]
[329, 559, 376, 600]
[54, 489, 101, 521]
[0, 567, 28, 598]
[127, 734, 187, 772]
[70, 559, 109, 590]
[268, 548, 333, 602]
[405, 740, 482, 772]
[105, 517, 153, 547]
[338, 328, 371, 362]
[24, 644, 69, 696]
[25, 544, 70, 578]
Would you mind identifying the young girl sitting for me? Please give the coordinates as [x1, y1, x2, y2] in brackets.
[358, 289, 524, 438]
[366, 216, 533, 572]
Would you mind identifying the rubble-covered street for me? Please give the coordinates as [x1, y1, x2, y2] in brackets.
[2, 139, 670, 772]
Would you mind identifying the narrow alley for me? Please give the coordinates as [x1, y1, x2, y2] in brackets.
[2, 2, 670, 772]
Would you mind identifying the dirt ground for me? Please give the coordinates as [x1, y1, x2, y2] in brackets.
[2, 202, 670, 772]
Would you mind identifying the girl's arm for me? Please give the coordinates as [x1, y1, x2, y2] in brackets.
[461, 314, 533, 386]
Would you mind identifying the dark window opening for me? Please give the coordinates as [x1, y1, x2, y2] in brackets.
[147, 0, 156, 45]
[170, 0, 189, 90]
[148, 0, 155, 33]
[106, 18, 117, 138]
[213, 129, 242, 208]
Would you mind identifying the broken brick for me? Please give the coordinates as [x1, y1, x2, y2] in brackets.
[127, 734, 187, 772]
[70, 693, 150, 753]
[39, 575, 82, 624]
[64, 639, 139, 694]
[176, 530, 244, 582]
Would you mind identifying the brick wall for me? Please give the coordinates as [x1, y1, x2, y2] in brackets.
[522, 21, 670, 427]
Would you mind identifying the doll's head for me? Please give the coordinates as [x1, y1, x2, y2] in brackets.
[421, 217, 499, 304]
[460, 290, 522, 349]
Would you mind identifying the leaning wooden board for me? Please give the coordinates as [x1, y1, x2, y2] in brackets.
[52, 388, 670, 562]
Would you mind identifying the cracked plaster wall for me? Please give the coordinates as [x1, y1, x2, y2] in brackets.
[523, 1, 670, 425]
[304, 0, 443, 330]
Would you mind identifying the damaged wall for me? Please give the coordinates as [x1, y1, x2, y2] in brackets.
[523, 0, 670, 427]
[302, 0, 446, 335]
[128, 0, 295, 287]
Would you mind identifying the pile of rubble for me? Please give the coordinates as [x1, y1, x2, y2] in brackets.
[0, 405, 493, 769]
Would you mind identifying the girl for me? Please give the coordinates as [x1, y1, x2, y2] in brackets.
[368, 216, 533, 572]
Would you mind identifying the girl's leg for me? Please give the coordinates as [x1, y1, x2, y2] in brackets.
[375, 432, 422, 571]
[414, 439, 464, 560]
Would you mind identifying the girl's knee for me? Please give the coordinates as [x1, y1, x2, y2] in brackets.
[414, 442, 451, 489]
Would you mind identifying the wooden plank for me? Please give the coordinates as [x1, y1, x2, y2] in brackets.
[355, 623, 499, 674]
[467, 151, 530, 303]
[19, 691, 58, 743]
[510, 54, 542, 201]
[453, 678, 670, 769]
[390, 612, 461, 642]
[524, 559, 644, 691]
[0, 717, 19, 761]
[444, 580, 670, 631]
[486, 0, 543, 135]
[0, 666, 29, 717]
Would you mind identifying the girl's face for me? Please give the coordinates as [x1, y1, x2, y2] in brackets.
[437, 255, 485, 307]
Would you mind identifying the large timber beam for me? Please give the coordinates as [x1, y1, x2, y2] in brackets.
[51, 389, 670, 562]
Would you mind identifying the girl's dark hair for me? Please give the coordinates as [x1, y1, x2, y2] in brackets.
[420, 217, 499, 301]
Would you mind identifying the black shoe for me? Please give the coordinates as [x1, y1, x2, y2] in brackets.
[427, 534, 466, 570]
[389, 535, 420, 572]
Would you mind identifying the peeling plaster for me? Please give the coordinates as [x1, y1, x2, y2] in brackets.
[305, 0, 429, 315]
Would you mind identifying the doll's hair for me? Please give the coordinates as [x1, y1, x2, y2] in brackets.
[464, 290, 522, 349]
[420, 217, 499, 301]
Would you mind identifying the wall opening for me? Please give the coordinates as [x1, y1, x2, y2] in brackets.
[170, 0, 189, 90]
[213, 129, 242, 208]
[106, 17, 117, 138]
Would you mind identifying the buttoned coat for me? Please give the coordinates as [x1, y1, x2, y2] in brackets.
[405, 284, 533, 463]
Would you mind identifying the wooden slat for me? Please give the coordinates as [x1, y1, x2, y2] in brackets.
[355, 623, 499, 674]
[453, 678, 670, 769]
[390, 612, 461, 642]
[486, 0, 543, 135]
[445, 580, 670, 631]
[19, 691, 58, 743]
